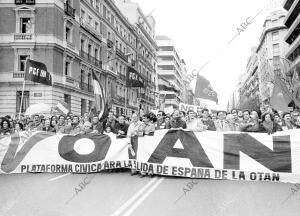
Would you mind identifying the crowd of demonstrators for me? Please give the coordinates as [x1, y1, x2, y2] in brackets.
[1, 106, 300, 136]
[1, 106, 300, 177]
[1, 106, 300, 137]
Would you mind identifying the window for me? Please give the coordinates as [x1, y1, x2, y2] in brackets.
[95, 22, 99, 31]
[95, 48, 98, 60]
[16, 91, 29, 113]
[88, 44, 92, 57]
[19, 55, 28, 71]
[64, 94, 71, 111]
[103, 5, 107, 18]
[65, 61, 70, 76]
[96, 0, 100, 11]
[81, 99, 86, 116]
[111, 14, 114, 25]
[20, 17, 31, 33]
[80, 39, 85, 51]
[88, 16, 92, 24]
[81, 10, 85, 20]
[88, 100, 93, 112]
[80, 70, 85, 86]
[273, 43, 279, 52]
[272, 31, 279, 41]
[88, 73, 91, 89]
[65, 26, 71, 42]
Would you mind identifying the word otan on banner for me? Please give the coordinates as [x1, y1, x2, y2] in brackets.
[1, 129, 300, 183]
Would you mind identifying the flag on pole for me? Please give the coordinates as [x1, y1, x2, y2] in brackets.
[55, 101, 69, 115]
[126, 66, 145, 88]
[25, 59, 52, 86]
[190, 75, 218, 103]
[270, 80, 291, 112]
[92, 70, 107, 120]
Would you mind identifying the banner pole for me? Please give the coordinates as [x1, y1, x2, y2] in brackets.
[19, 79, 26, 120]
[125, 87, 128, 115]
[19, 58, 28, 120]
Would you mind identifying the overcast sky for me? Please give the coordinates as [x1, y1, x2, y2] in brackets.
[136, 0, 284, 109]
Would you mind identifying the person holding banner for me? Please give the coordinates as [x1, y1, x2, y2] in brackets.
[166, 110, 187, 129]
[155, 111, 167, 130]
[201, 108, 216, 131]
[260, 112, 282, 134]
[186, 110, 207, 132]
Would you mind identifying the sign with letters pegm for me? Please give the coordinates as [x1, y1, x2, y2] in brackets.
[25, 59, 52, 86]
[1, 129, 300, 183]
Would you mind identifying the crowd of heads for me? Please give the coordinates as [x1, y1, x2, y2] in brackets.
[1, 105, 300, 136]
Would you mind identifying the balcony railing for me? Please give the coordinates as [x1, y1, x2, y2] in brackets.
[118, 73, 126, 80]
[80, 50, 102, 68]
[64, 3, 75, 19]
[13, 72, 25, 78]
[116, 48, 128, 62]
[14, 33, 33, 40]
[80, 82, 93, 92]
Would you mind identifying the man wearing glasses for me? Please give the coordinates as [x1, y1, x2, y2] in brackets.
[155, 110, 167, 130]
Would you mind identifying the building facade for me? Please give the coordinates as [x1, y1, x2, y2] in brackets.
[114, 0, 158, 112]
[237, 47, 260, 108]
[283, 0, 300, 76]
[155, 35, 185, 109]
[0, 0, 156, 117]
[256, 10, 289, 101]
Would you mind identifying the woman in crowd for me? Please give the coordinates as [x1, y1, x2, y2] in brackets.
[0, 119, 11, 135]
[166, 110, 187, 129]
[14, 122, 24, 134]
[260, 112, 282, 134]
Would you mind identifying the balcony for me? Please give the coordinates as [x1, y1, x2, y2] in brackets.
[64, 3, 75, 19]
[116, 48, 128, 62]
[14, 33, 33, 41]
[80, 82, 93, 92]
[107, 39, 114, 48]
[52, 74, 80, 89]
[118, 73, 126, 80]
[80, 50, 102, 68]
[13, 72, 25, 78]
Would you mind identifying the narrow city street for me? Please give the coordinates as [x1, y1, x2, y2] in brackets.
[0, 173, 299, 216]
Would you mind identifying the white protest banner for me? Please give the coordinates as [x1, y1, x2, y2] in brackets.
[179, 103, 207, 113]
[133, 129, 300, 183]
[1, 129, 300, 184]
